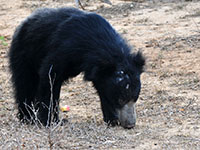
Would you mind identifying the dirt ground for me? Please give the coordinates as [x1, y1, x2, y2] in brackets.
[0, 0, 200, 149]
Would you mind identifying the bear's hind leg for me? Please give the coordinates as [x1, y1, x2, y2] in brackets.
[11, 64, 39, 124]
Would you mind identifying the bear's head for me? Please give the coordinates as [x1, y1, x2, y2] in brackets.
[85, 51, 145, 129]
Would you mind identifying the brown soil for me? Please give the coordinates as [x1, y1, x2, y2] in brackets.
[0, 0, 200, 149]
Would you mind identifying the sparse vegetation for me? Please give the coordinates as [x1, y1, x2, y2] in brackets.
[0, 36, 8, 46]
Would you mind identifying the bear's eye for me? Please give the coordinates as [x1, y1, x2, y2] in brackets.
[116, 70, 124, 76]
[115, 70, 130, 84]
[116, 76, 123, 83]
[116, 71, 124, 83]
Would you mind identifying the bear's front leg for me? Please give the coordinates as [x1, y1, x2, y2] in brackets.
[99, 95, 119, 126]
[36, 65, 62, 126]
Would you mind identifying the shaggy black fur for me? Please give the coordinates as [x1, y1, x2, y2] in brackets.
[9, 7, 145, 126]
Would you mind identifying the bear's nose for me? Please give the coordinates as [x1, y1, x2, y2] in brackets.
[122, 119, 136, 129]
[124, 123, 135, 129]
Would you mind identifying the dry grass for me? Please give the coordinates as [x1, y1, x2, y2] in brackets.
[0, 0, 200, 149]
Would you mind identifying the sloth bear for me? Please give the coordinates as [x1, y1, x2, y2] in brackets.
[9, 7, 145, 129]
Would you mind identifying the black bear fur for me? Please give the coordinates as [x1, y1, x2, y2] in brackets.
[9, 7, 145, 127]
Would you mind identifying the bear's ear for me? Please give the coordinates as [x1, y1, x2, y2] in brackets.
[132, 51, 145, 73]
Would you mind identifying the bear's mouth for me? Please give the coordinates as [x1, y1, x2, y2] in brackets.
[116, 101, 136, 129]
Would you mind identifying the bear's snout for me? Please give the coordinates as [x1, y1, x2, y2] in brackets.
[117, 101, 136, 129]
